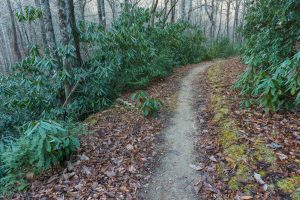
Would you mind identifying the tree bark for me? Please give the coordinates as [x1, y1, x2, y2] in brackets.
[233, 0, 241, 42]
[57, 0, 73, 103]
[97, 0, 106, 28]
[1, 25, 13, 67]
[34, 0, 48, 49]
[6, 0, 22, 62]
[171, 0, 176, 23]
[204, 0, 215, 40]
[67, 0, 82, 67]
[217, 1, 223, 40]
[78, 0, 86, 24]
[107, 0, 116, 22]
[41, 0, 58, 61]
[150, 0, 159, 26]
[181, 0, 186, 20]
[187, 0, 193, 21]
[226, 0, 231, 38]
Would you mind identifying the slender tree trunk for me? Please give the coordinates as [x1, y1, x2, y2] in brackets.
[171, 0, 176, 23]
[67, 0, 82, 67]
[57, 0, 73, 103]
[0, 30, 9, 75]
[217, 1, 223, 40]
[233, 0, 241, 42]
[1, 24, 12, 69]
[163, 0, 169, 22]
[41, 0, 58, 61]
[181, 0, 186, 20]
[78, 0, 86, 24]
[204, 0, 215, 40]
[226, 0, 231, 38]
[7, 0, 22, 62]
[108, 0, 116, 22]
[16, 22, 26, 56]
[34, 0, 48, 49]
[97, 0, 106, 28]
[150, 0, 159, 26]
[187, 0, 193, 21]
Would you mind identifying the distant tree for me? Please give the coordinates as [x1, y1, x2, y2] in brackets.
[78, 0, 87, 24]
[150, 0, 159, 26]
[107, 0, 117, 22]
[181, 0, 186, 20]
[57, 0, 73, 102]
[187, 0, 193, 21]
[204, 0, 216, 39]
[41, 0, 58, 61]
[170, 0, 176, 23]
[225, 0, 232, 38]
[67, 0, 82, 66]
[34, 0, 48, 49]
[97, 0, 106, 28]
[6, 0, 22, 61]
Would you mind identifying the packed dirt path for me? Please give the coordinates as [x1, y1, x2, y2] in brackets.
[145, 62, 215, 200]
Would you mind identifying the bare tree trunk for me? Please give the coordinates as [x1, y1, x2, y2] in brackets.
[233, 0, 241, 42]
[97, 0, 106, 28]
[67, 0, 82, 67]
[171, 0, 176, 23]
[16, 22, 27, 56]
[163, 0, 169, 22]
[0, 30, 9, 75]
[7, 0, 22, 62]
[181, 0, 186, 20]
[34, 0, 48, 49]
[107, 0, 117, 22]
[217, 1, 223, 40]
[150, 0, 159, 26]
[187, 0, 193, 21]
[57, 0, 73, 103]
[1, 25, 13, 67]
[78, 0, 86, 23]
[226, 0, 231, 38]
[239, 0, 246, 43]
[41, 0, 58, 61]
[204, 0, 215, 40]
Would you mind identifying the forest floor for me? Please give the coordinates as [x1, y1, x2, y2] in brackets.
[17, 58, 300, 199]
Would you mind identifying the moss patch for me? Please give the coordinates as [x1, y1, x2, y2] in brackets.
[224, 145, 247, 161]
[254, 142, 277, 166]
[207, 64, 279, 192]
[277, 176, 300, 193]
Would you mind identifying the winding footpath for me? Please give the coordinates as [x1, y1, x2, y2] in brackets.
[145, 62, 215, 200]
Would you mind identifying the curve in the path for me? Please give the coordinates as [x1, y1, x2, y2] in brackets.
[146, 62, 214, 200]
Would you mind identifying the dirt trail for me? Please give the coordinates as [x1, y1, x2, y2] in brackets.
[144, 62, 214, 200]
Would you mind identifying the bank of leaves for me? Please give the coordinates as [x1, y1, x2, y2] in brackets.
[235, 0, 300, 111]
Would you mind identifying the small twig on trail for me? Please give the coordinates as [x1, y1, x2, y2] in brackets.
[184, 178, 195, 189]
[213, 84, 232, 88]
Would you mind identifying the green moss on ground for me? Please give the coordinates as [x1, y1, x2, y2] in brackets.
[207, 64, 278, 193]
[278, 176, 300, 193]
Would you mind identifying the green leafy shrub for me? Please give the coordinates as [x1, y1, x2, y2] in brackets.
[0, 5, 209, 138]
[235, 0, 300, 111]
[0, 120, 81, 195]
[132, 91, 163, 117]
[206, 37, 239, 59]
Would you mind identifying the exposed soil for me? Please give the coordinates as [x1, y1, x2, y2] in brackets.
[140, 62, 214, 200]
